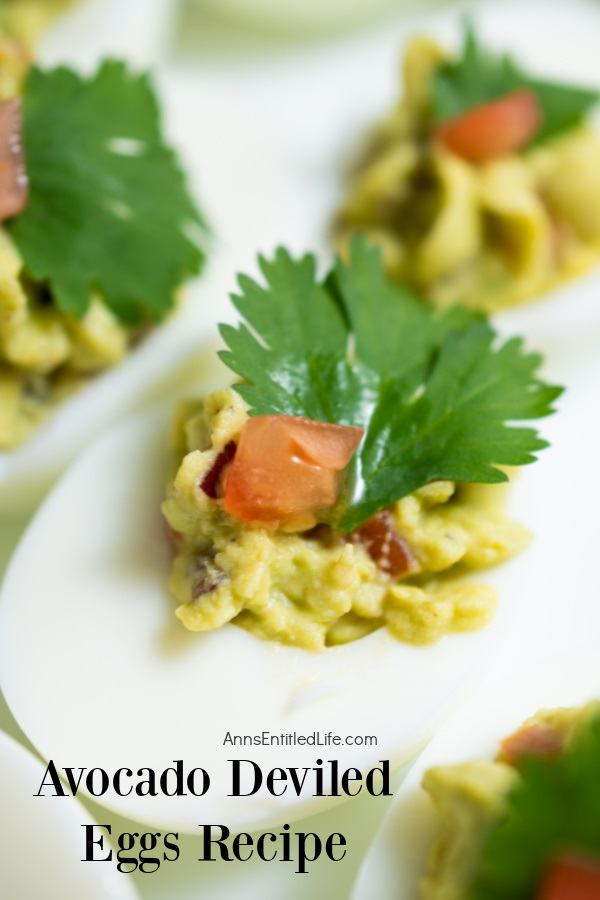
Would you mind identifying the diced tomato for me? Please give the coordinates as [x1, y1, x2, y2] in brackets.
[435, 89, 542, 163]
[223, 415, 363, 526]
[500, 723, 566, 767]
[0, 98, 27, 220]
[352, 511, 418, 577]
[537, 856, 600, 900]
[201, 441, 237, 499]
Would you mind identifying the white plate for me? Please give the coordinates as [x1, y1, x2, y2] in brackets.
[351, 650, 600, 900]
[0, 728, 139, 900]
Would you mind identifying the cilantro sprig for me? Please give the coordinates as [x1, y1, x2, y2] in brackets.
[432, 22, 599, 145]
[8, 61, 206, 324]
[220, 240, 561, 532]
[470, 713, 600, 899]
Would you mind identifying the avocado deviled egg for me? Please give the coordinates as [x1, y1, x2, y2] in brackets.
[0, 241, 564, 833]
[353, 651, 600, 900]
[334, 23, 600, 313]
[0, 47, 208, 509]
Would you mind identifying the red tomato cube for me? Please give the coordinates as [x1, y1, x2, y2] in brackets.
[436, 89, 541, 163]
[223, 415, 363, 525]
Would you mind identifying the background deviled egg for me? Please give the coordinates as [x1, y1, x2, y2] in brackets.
[0, 1, 306, 516]
[351, 649, 600, 900]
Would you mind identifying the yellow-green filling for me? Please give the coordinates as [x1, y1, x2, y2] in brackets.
[162, 388, 530, 651]
[0, 230, 133, 448]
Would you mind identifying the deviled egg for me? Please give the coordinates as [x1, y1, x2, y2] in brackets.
[0, 49, 205, 452]
[0, 37, 207, 509]
[162, 242, 560, 652]
[0, 243, 569, 834]
[0, 39, 301, 512]
[334, 22, 600, 312]
[352, 651, 600, 900]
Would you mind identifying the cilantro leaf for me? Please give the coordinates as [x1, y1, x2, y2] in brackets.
[432, 22, 599, 145]
[220, 239, 561, 532]
[470, 713, 600, 899]
[8, 61, 206, 323]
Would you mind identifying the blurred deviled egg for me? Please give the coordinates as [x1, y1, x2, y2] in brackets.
[334, 22, 600, 312]
[352, 650, 600, 900]
[0, 43, 208, 509]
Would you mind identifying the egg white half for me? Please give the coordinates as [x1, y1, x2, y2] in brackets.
[351, 650, 600, 900]
[0, 728, 139, 900]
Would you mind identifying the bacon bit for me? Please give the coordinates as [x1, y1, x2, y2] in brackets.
[0, 98, 27, 221]
[500, 723, 566, 767]
[190, 557, 226, 600]
[351, 510, 418, 578]
[537, 855, 600, 900]
[201, 441, 237, 499]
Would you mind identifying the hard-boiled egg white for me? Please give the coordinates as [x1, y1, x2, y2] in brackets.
[351, 650, 600, 900]
[0, 71, 304, 514]
[0, 727, 139, 900]
[0, 339, 596, 834]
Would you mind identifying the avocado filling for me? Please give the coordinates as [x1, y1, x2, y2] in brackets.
[162, 388, 530, 651]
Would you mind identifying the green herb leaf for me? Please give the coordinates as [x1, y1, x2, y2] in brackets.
[470, 712, 600, 899]
[220, 239, 561, 532]
[432, 22, 599, 145]
[9, 61, 206, 323]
